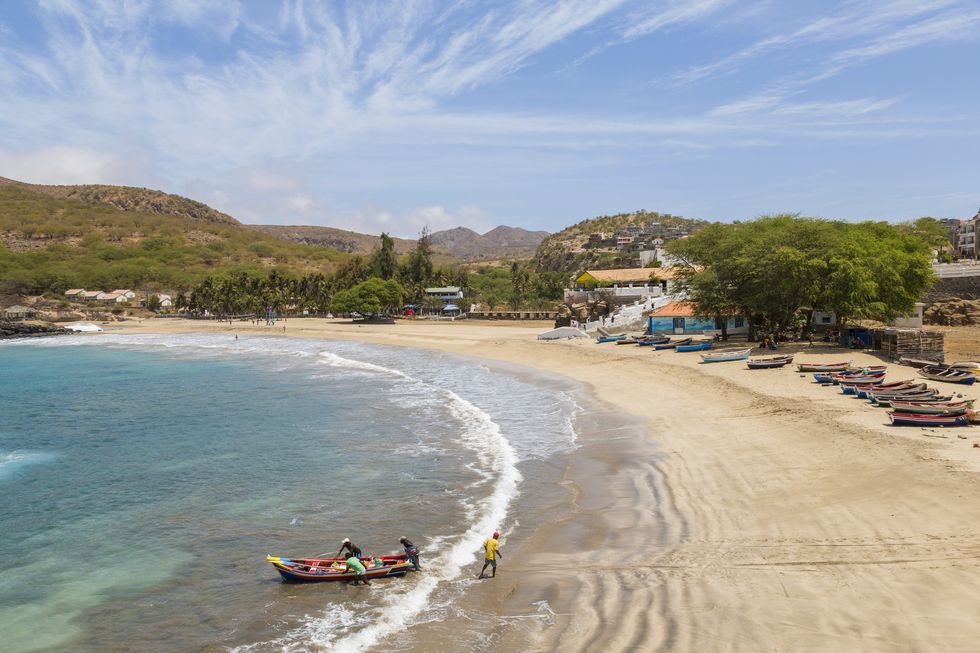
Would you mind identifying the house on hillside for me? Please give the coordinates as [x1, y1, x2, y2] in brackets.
[955, 210, 979, 260]
[64, 289, 85, 299]
[648, 301, 747, 336]
[157, 294, 173, 308]
[2, 304, 36, 320]
[80, 291, 103, 302]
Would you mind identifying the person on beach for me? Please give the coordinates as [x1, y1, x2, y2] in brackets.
[345, 554, 370, 585]
[478, 531, 502, 579]
[338, 538, 362, 559]
[399, 536, 422, 570]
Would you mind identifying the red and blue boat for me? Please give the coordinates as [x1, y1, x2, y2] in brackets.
[266, 554, 413, 583]
[887, 412, 971, 427]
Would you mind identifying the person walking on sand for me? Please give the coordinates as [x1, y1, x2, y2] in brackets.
[345, 554, 370, 585]
[399, 536, 422, 571]
[478, 531, 502, 579]
[338, 538, 362, 559]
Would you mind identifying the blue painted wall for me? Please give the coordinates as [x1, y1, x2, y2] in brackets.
[649, 315, 745, 334]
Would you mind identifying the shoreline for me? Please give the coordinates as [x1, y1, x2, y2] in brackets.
[106, 317, 980, 651]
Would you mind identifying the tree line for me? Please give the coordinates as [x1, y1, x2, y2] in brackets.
[185, 229, 566, 316]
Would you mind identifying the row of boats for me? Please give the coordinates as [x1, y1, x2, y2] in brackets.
[806, 363, 977, 427]
[596, 334, 798, 368]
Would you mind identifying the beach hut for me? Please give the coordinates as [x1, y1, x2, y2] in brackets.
[2, 304, 35, 320]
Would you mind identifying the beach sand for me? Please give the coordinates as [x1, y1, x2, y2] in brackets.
[112, 318, 980, 652]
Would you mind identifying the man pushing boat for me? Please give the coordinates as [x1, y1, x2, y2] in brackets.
[399, 536, 422, 571]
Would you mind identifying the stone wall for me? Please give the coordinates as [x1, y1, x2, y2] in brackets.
[923, 276, 980, 303]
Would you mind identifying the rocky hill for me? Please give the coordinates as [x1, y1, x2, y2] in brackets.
[249, 225, 418, 255]
[428, 226, 548, 260]
[255, 223, 548, 260]
[534, 210, 710, 273]
[0, 176, 239, 226]
[0, 179, 344, 295]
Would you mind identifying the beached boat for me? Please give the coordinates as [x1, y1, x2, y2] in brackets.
[746, 354, 795, 369]
[950, 361, 980, 376]
[797, 361, 852, 373]
[676, 341, 712, 352]
[838, 377, 888, 393]
[869, 390, 943, 405]
[266, 554, 413, 583]
[890, 400, 972, 416]
[700, 348, 751, 363]
[918, 365, 977, 385]
[826, 369, 886, 384]
[596, 334, 626, 343]
[654, 337, 691, 350]
[637, 336, 671, 346]
[898, 357, 942, 369]
[853, 382, 921, 399]
[887, 412, 971, 427]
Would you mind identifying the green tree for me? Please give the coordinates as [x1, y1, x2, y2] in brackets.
[402, 226, 433, 302]
[371, 232, 398, 280]
[331, 277, 403, 316]
[147, 294, 161, 311]
[510, 261, 532, 310]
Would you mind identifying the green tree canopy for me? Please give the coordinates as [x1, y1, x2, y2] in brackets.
[331, 277, 404, 316]
[667, 215, 935, 335]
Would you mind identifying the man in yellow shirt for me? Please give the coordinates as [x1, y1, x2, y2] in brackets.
[478, 531, 503, 579]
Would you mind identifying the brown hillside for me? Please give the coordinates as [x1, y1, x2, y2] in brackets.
[248, 225, 417, 255]
[0, 176, 239, 226]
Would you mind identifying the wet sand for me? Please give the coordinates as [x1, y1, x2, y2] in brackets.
[113, 318, 980, 652]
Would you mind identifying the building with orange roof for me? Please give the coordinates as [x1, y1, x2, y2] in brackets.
[648, 300, 747, 336]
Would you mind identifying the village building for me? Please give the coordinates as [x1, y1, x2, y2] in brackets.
[955, 210, 979, 259]
[2, 304, 36, 320]
[424, 286, 464, 306]
[64, 289, 85, 299]
[157, 294, 173, 308]
[647, 301, 747, 336]
[80, 291, 103, 302]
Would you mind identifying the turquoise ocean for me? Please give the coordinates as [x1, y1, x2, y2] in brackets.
[0, 333, 584, 652]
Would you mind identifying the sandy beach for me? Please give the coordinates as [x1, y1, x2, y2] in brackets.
[112, 317, 980, 652]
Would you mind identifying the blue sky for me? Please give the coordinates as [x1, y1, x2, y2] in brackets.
[1, 1, 978, 237]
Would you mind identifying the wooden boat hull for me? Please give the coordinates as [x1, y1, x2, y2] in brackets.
[637, 337, 671, 346]
[747, 354, 795, 369]
[797, 361, 852, 372]
[266, 554, 413, 583]
[701, 348, 751, 362]
[918, 366, 977, 385]
[676, 342, 712, 352]
[887, 412, 970, 427]
[654, 338, 691, 350]
[596, 335, 626, 343]
[890, 403, 969, 416]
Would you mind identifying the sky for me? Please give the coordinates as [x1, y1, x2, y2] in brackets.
[0, 0, 978, 237]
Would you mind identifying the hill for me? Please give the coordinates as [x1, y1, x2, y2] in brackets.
[428, 226, 548, 260]
[533, 210, 710, 273]
[255, 223, 548, 261]
[0, 179, 345, 295]
[249, 224, 418, 255]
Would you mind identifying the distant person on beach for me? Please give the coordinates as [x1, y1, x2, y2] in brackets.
[338, 538, 362, 559]
[345, 555, 369, 585]
[478, 531, 502, 579]
[399, 536, 422, 570]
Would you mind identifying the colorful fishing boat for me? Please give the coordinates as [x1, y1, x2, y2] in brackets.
[676, 341, 712, 352]
[918, 365, 977, 385]
[869, 391, 944, 405]
[797, 361, 853, 373]
[637, 336, 671, 346]
[700, 348, 751, 363]
[890, 400, 972, 416]
[746, 354, 795, 369]
[596, 334, 626, 344]
[887, 412, 971, 427]
[654, 337, 691, 350]
[825, 369, 886, 385]
[854, 382, 921, 399]
[838, 377, 887, 393]
[266, 554, 413, 583]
